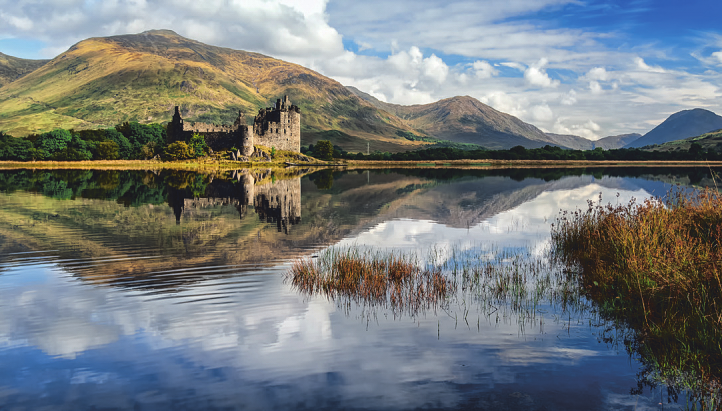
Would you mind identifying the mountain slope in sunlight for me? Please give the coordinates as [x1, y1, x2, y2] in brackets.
[0, 30, 421, 152]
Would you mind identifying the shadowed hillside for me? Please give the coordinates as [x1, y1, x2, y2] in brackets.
[0, 52, 48, 88]
[626, 108, 722, 148]
[544, 132, 641, 150]
[647, 129, 722, 153]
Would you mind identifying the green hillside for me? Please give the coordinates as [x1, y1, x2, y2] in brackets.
[0, 30, 424, 152]
[648, 129, 722, 152]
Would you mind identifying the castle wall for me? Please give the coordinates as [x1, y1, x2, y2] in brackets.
[239, 126, 254, 157]
[253, 97, 301, 152]
[255, 110, 300, 152]
[168, 96, 300, 156]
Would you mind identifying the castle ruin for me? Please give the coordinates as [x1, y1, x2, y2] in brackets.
[167, 96, 301, 156]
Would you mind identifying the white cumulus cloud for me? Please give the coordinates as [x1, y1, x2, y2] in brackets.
[553, 118, 602, 140]
[472, 60, 499, 78]
[586, 67, 608, 81]
[524, 58, 560, 88]
[531, 104, 554, 122]
[589, 81, 603, 94]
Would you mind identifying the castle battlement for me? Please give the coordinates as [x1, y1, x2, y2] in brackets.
[167, 96, 301, 156]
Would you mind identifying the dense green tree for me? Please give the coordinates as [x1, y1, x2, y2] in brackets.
[689, 143, 704, 160]
[314, 140, 334, 161]
[116, 122, 166, 158]
[0, 132, 34, 161]
[96, 141, 120, 160]
[164, 141, 193, 160]
[35, 129, 72, 159]
[140, 142, 160, 159]
[104, 128, 133, 159]
[51, 134, 92, 161]
[189, 133, 208, 158]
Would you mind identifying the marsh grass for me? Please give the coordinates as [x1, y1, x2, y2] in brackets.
[287, 243, 587, 327]
[551, 186, 722, 407]
[428, 245, 586, 331]
[289, 248, 451, 316]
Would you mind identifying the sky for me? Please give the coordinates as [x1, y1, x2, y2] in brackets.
[1, 0, 721, 139]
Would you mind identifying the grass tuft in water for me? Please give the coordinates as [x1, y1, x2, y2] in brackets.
[288, 247, 451, 316]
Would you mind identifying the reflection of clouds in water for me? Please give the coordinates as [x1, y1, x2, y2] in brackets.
[0, 182, 668, 409]
[338, 184, 650, 266]
[0, 260, 627, 409]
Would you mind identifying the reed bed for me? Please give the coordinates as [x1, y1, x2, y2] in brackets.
[288, 247, 451, 316]
[288, 244, 586, 325]
[287, 228, 721, 407]
[551, 187, 722, 407]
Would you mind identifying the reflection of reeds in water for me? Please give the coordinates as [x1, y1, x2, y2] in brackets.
[438, 247, 585, 331]
[289, 248, 450, 316]
[552, 187, 722, 409]
[288, 233, 721, 408]
[287, 244, 586, 325]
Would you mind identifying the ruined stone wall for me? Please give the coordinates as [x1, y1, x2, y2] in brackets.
[239, 126, 254, 156]
[168, 97, 300, 155]
[255, 109, 300, 152]
[183, 123, 237, 133]
[253, 98, 301, 152]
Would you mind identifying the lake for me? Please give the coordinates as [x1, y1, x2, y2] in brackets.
[0, 166, 718, 410]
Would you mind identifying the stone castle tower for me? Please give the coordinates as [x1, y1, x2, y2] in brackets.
[167, 96, 301, 156]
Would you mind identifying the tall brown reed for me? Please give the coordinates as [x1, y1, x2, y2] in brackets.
[551, 186, 722, 405]
[288, 248, 450, 316]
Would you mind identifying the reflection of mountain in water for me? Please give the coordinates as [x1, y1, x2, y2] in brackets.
[376, 167, 714, 229]
[0, 166, 718, 291]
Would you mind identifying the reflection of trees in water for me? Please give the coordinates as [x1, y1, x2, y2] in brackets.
[597, 316, 721, 409]
[0, 166, 719, 207]
[308, 169, 335, 190]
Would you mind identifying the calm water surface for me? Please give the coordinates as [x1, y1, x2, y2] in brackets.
[0, 167, 716, 410]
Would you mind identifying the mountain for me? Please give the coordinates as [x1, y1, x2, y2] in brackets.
[544, 132, 641, 150]
[625, 108, 722, 148]
[347, 86, 591, 150]
[0, 52, 48, 88]
[0, 30, 422, 152]
[596, 133, 642, 149]
[0, 29, 636, 153]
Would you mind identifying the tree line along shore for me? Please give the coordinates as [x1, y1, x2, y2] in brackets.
[2, 122, 722, 164]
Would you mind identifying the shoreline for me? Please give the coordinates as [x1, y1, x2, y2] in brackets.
[1, 159, 722, 171]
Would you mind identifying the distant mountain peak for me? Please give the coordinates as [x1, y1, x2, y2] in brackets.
[626, 108, 722, 148]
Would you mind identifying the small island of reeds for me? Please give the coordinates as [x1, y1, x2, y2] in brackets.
[288, 248, 451, 316]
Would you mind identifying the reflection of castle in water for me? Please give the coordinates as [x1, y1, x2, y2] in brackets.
[168, 171, 301, 234]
